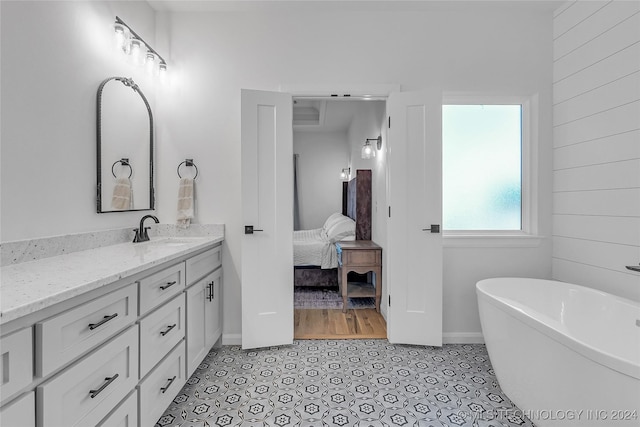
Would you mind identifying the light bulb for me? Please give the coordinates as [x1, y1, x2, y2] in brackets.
[129, 39, 143, 66]
[145, 51, 157, 75]
[158, 62, 167, 82]
[113, 23, 128, 52]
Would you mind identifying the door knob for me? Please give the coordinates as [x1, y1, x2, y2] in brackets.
[422, 224, 440, 233]
[244, 225, 264, 234]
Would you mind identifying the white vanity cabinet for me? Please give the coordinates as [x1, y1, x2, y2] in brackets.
[185, 247, 223, 376]
[0, 238, 224, 427]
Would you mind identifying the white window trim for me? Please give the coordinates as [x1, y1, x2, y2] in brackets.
[442, 94, 540, 247]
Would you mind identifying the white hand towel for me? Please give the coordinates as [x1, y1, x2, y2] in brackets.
[111, 177, 132, 210]
[177, 177, 194, 228]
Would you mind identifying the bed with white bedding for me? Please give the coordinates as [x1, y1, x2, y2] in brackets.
[293, 218, 355, 269]
[293, 228, 331, 268]
[293, 170, 371, 287]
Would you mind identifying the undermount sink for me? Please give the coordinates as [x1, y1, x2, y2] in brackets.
[143, 237, 204, 246]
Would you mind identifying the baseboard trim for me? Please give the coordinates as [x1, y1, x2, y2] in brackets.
[443, 332, 484, 344]
[222, 333, 242, 345]
[223, 332, 482, 345]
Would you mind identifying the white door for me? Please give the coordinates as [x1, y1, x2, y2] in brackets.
[386, 89, 443, 346]
[241, 89, 294, 349]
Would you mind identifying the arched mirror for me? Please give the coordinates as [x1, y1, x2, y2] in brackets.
[97, 76, 154, 213]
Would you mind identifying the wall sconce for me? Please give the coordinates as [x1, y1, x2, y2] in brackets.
[340, 168, 350, 180]
[113, 16, 167, 77]
[362, 136, 381, 159]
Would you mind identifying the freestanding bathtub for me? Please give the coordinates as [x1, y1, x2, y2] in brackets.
[477, 278, 640, 426]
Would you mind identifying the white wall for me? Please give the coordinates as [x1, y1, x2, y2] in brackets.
[0, 0, 158, 241]
[293, 131, 348, 230]
[347, 102, 386, 177]
[157, 4, 554, 341]
[345, 101, 388, 316]
[552, 0, 640, 302]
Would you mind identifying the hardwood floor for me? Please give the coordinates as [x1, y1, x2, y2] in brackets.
[294, 308, 387, 339]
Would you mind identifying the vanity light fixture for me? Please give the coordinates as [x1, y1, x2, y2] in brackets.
[340, 168, 350, 180]
[113, 16, 168, 76]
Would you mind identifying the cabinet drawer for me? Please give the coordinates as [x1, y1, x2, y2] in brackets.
[139, 341, 186, 427]
[0, 327, 33, 403]
[139, 294, 185, 378]
[186, 245, 222, 286]
[96, 390, 137, 427]
[36, 283, 137, 378]
[37, 326, 138, 427]
[0, 391, 35, 427]
[345, 249, 381, 266]
[139, 263, 186, 316]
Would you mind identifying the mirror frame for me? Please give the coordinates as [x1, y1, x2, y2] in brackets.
[96, 76, 155, 213]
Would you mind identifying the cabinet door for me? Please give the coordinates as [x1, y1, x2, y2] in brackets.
[0, 391, 35, 427]
[185, 278, 206, 377]
[205, 268, 222, 350]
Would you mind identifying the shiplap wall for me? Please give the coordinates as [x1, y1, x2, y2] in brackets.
[552, 0, 640, 301]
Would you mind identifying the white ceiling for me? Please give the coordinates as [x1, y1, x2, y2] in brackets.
[148, 0, 564, 13]
[293, 99, 385, 133]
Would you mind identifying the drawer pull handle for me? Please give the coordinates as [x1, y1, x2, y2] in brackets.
[160, 324, 177, 336]
[89, 373, 119, 398]
[160, 281, 177, 290]
[88, 313, 118, 330]
[161, 375, 177, 394]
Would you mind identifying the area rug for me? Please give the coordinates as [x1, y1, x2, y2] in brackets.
[294, 286, 375, 309]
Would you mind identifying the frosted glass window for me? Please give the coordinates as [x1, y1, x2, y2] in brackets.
[442, 105, 522, 230]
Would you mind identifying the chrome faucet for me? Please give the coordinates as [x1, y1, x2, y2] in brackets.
[133, 215, 159, 243]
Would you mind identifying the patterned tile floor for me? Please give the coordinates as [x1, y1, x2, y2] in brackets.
[155, 340, 535, 427]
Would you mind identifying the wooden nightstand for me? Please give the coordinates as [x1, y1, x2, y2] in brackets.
[336, 240, 382, 313]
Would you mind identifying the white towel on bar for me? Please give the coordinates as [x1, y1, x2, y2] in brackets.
[177, 177, 194, 227]
[111, 177, 132, 210]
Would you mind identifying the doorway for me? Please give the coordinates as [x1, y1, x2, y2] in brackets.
[241, 87, 443, 349]
[291, 98, 387, 339]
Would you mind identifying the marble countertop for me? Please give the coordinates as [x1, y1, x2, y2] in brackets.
[0, 235, 223, 325]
